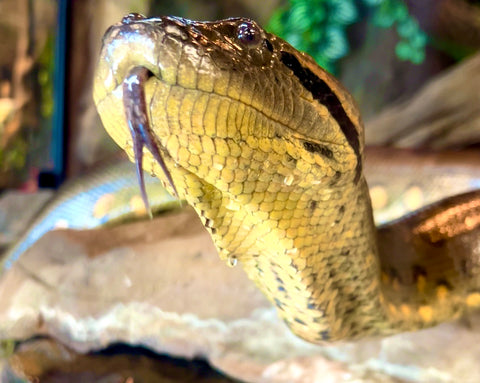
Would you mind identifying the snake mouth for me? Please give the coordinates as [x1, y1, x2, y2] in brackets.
[123, 66, 178, 216]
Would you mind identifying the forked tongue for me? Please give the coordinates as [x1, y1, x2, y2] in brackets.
[123, 66, 178, 218]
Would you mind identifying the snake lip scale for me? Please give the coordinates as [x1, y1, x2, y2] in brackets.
[94, 13, 480, 343]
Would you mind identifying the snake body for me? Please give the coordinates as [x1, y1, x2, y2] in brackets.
[1, 161, 177, 270]
[94, 14, 480, 342]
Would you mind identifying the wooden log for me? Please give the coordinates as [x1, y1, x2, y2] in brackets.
[366, 52, 480, 149]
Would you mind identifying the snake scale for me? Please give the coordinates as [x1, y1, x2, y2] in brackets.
[93, 14, 480, 342]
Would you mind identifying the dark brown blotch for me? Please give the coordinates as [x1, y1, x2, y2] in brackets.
[330, 171, 342, 187]
[389, 267, 403, 284]
[436, 278, 453, 290]
[265, 39, 273, 52]
[285, 153, 297, 165]
[458, 258, 469, 276]
[294, 317, 307, 325]
[303, 141, 334, 159]
[334, 205, 345, 224]
[274, 298, 284, 309]
[319, 330, 330, 340]
[413, 265, 427, 280]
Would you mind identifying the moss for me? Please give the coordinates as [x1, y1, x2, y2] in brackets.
[0, 339, 15, 359]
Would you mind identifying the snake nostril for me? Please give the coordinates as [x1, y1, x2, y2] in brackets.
[143, 68, 155, 80]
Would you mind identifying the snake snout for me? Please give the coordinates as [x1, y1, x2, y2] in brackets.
[94, 17, 188, 208]
[94, 24, 159, 104]
[94, 15, 192, 106]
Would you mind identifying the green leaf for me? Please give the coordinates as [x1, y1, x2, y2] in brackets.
[409, 31, 428, 48]
[322, 27, 349, 59]
[395, 40, 413, 60]
[372, 4, 396, 28]
[290, 2, 314, 31]
[329, 0, 358, 25]
[311, 5, 326, 22]
[362, 0, 384, 6]
[391, 0, 409, 21]
[397, 17, 419, 39]
[409, 49, 425, 64]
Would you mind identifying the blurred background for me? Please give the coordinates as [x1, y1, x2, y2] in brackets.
[1, 0, 479, 192]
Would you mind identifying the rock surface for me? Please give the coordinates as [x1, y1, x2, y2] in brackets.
[1, 208, 480, 382]
[0, 191, 53, 250]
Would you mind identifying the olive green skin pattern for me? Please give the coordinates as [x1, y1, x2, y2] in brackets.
[94, 14, 480, 342]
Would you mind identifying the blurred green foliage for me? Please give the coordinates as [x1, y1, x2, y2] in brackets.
[38, 34, 55, 119]
[268, 0, 427, 73]
[0, 339, 15, 359]
[1, 32, 55, 182]
[0, 136, 26, 173]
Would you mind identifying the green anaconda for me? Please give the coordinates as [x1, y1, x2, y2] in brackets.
[93, 14, 480, 342]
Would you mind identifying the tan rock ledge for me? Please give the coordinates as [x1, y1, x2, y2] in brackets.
[1, 208, 480, 382]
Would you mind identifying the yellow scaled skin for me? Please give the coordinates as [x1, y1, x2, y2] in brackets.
[94, 15, 480, 342]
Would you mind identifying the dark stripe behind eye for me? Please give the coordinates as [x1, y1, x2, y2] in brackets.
[280, 51, 361, 182]
[265, 39, 274, 52]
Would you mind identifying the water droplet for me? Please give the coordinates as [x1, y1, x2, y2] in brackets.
[174, 162, 180, 168]
[286, 247, 298, 255]
[226, 199, 240, 211]
[312, 179, 322, 185]
[227, 255, 238, 267]
[150, 159, 156, 177]
[283, 175, 294, 186]
[213, 162, 224, 170]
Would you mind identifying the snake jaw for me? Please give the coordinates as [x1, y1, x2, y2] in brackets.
[123, 66, 178, 216]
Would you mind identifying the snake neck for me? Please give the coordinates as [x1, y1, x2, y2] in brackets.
[189, 166, 480, 342]
[192, 174, 393, 342]
[195, 172, 480, 342]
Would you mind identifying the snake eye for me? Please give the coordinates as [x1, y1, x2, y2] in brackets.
[237, 21, 262, 47]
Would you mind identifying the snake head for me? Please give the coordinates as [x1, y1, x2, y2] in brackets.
[94, 14, 365, 260]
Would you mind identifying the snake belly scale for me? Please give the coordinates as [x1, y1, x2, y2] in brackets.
[93, 14, 480, 342]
